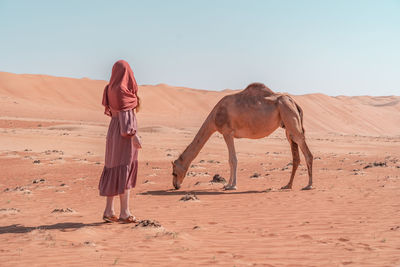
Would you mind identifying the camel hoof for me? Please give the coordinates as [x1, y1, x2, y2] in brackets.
[281, 185, 292, 190]
[223, 185, 237, 191]
[301, 185, 313, 190]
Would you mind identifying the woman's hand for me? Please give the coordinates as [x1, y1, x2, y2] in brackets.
[132, 134, 142, 149]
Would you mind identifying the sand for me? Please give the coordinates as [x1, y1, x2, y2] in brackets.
[0, 72, 399, 266]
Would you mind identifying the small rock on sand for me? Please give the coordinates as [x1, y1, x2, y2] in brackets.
[33, 160, 41, 164]
[134, 219, 162, 228]
[210, 174, 226, 183]
[33, 178, 45, 184]
[364, 161, 387, 169]
[180, 193, 199, 201]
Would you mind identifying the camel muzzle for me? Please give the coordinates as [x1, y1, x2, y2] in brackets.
[173, 179, 180, 190]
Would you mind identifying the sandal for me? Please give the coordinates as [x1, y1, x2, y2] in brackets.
[119, 215, 137, 224]
[103, 215, 119, 223]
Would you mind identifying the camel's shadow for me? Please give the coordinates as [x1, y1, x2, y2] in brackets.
[0, 222, 104, 235]
[138, 189, 279, 196]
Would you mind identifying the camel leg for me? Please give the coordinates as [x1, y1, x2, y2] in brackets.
[297, 139, 313, 190]
[278, 96, 313, 190]
[223, 133, 237, 190]
[281, 134, 300, 190]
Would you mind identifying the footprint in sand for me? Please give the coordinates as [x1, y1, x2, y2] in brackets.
[0, 208, 20, 214]
[298, 234, 313, 240]
[33, 178, 45, 184]
[187, 171, 209, 177]
[83, 241, 96, 247]
[51, 208, 75, 213]
[187, 171, 197, 177]
[250, 173, 261, 178]
[4, 186, 31, 194]
[342, 261, 353, 265]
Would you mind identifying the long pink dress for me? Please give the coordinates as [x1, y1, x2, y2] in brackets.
[98, 109, 138, 196]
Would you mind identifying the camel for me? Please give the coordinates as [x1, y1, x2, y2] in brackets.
[172, 83, 313, 191]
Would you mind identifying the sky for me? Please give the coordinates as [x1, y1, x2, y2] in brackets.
[0, 0, 399, 96]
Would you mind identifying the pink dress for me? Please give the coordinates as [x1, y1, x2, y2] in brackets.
[98, 109, 138, 196]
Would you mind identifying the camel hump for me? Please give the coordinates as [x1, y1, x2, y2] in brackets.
[241, 82, 275, 97]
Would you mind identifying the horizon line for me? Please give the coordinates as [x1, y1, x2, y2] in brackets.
[0, 70, 398, 98]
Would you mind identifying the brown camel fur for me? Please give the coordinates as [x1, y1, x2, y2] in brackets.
[172, 82, 313, 190]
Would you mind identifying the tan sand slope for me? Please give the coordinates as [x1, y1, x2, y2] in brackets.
[1, 71, 399, 135]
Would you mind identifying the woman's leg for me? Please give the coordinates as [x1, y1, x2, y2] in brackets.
[104, 196, 115, 217]
[119, 189, 132, 219]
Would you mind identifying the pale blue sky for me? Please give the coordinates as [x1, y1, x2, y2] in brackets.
[1, 0, 399, 95]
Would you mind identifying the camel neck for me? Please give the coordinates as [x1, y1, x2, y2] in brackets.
[179, 116, 216, 169]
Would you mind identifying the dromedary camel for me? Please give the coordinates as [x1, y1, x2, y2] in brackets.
[172, 83, 313, 191]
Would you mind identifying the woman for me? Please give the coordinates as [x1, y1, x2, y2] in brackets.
[99, 60, 142, 223]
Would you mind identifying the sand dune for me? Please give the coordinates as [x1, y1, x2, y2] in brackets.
[1, 71, 399, 135]
[1, 72, 399, 266]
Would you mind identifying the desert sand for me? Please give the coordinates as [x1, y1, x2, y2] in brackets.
[0, 71, 399, 266]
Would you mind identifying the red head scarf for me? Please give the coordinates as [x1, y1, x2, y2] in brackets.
[102, 60, 138, 116]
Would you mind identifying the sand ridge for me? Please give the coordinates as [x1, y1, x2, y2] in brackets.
[1, 71, 399, 134]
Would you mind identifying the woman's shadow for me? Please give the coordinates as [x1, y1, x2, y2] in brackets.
[0, 222, 105, 235]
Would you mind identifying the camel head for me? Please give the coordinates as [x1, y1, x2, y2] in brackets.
[172, 159, 187, 189]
